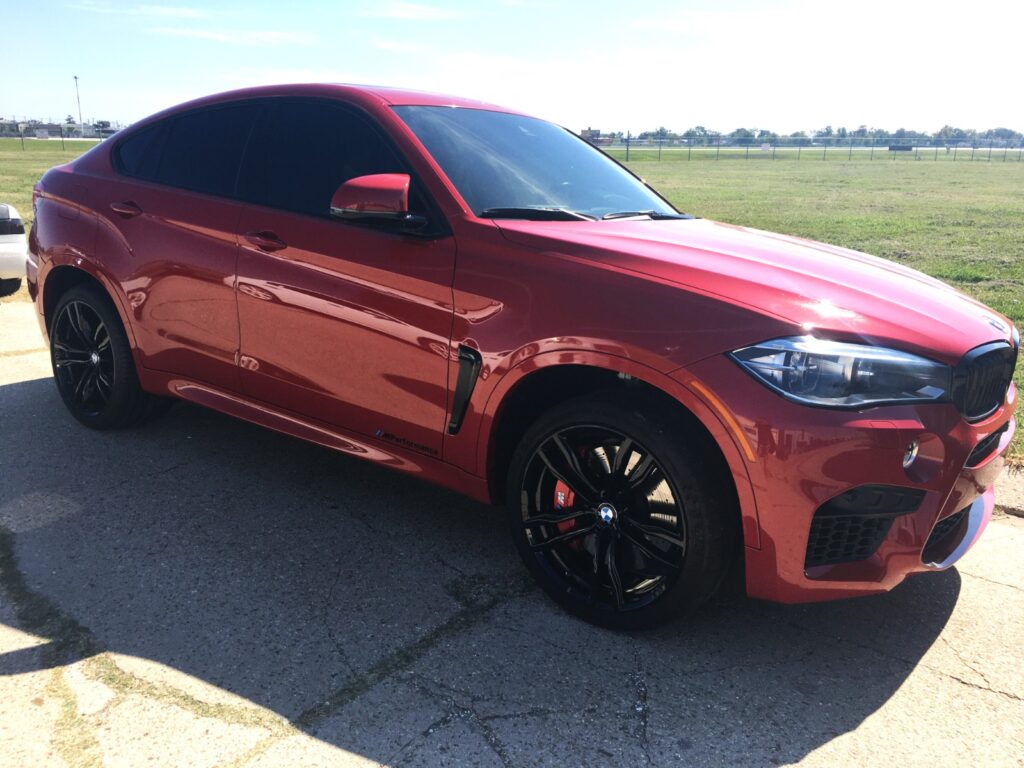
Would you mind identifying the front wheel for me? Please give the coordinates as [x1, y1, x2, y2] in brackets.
[506, 392, 738, 629]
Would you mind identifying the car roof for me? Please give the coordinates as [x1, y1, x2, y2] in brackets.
[339, 83, 520, 111]
[129, 83, 528, 130]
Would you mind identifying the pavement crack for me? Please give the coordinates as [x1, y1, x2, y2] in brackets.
[779, 612, 1023, 703]
[293, 574, 531, 731]
[632, 647, 652, 768]
[942, 669, 1024, 702]
[321, 557, 357, 677]
[959, 570, 1024, 592]
[435, 553, 469, 579]
[939, 635, 995, 689]
[404, 677, 514, 768]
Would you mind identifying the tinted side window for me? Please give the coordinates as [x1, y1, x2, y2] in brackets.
[154, 104, 259, 197]
[239, 100, 406, 217]
[114, 123, 165, 181]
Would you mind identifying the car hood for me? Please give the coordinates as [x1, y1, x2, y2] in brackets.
[493, 217, 1014, 365]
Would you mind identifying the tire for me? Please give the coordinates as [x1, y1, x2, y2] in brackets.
[506, 391, 739, 630]
[0, 278, 21, 297]
[50, 283, 171, 429]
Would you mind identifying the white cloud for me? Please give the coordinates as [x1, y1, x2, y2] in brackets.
[66, 1, 209, 18]
[371, 36, 429, 53]
[148, 27, 313, 46]
[136, 5, 209, 18]
[361, 2, 459, 20]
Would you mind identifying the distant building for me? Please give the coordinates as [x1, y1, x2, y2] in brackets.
[22, 122, 64, 138]
[5, 121, 118, 139]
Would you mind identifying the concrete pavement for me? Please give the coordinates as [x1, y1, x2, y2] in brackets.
[2, 295, 1022, 767]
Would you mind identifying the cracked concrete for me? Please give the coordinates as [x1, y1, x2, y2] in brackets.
[2, 299, 1023, 766]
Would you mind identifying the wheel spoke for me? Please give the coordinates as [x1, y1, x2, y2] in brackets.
[536, 437, 598, 503]
[68, 303, 92, 347]
[611, 438, 634, 476]
[619, 526, 679, 571]
[523, 509, 596, 529]
[626, 454, 659, 492]
[529, 523, 596, 551]
[622, 517, 685, 549]
[605, 535, 625, 609]
[72, 366, 94, 402]
[553, 433, 603, 499]
[53, 340, 91, 359]
[93, 323, 109, 349]
[96, 370, 113, 400]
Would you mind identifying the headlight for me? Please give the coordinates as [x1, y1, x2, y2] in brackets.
[729, 336, 951, 408]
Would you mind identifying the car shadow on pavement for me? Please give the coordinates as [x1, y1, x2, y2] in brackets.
[0, 376, 961, 766]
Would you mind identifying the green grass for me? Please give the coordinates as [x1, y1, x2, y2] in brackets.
[619, 155, 1024, 461]
[2, 138, 1021, 460]
[0, 138, 100, 221]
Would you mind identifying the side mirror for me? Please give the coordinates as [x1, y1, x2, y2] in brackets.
[329, 174, 426, 231]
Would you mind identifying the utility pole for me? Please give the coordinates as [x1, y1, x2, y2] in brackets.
[74, 75, 83, 134]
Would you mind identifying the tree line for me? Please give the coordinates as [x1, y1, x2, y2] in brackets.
[585, 125, 1023, 146]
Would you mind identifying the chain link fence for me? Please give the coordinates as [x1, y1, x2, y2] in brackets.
[600, 136, 1024, 162]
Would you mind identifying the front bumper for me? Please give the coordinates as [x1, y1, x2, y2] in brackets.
[678, 354, 1016, 604]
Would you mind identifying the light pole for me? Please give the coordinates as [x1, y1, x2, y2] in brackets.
[74, 75, 83, 136]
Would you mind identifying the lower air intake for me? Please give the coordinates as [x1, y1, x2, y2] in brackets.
[805, 485, 926, 569]
[922, 507, 969, 565]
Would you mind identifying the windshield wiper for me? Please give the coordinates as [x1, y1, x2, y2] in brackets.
[601, 210, 692, 220]
[479, 207, 596, 222]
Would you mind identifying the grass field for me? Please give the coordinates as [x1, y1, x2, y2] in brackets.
[3, 137, 1022, 460]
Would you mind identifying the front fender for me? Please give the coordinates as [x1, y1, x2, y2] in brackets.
[469, 349, 762, 549]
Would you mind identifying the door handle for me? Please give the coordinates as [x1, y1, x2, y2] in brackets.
[110, 200, 143, 218]
[244, 231, 287, 252]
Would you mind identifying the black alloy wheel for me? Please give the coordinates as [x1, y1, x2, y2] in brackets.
[507, 393, 738, 629]
[52, 300, 115, 417]
[50, 283, 171, 428]
[521, 425, 686, 612]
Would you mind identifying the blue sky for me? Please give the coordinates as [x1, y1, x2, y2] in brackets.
[6, 0, 1022, 133]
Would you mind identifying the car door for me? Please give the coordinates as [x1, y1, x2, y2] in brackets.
[233, 98, 456, 457]
[97, 102, 262, 391]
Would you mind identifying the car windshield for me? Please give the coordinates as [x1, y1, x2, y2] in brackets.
[393, 106, 678, 220]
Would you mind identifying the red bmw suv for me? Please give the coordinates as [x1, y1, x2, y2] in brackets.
[28, 84, 1018, 628]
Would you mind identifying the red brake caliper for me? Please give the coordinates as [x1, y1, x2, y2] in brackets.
[553, 480, 582, 548]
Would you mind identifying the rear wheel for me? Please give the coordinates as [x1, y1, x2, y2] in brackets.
[506, 392, 738, 629]
[50, 284, 170, 429]
[0, 277, 21, 297]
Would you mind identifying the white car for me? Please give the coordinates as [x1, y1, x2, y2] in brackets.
[0, 203, 28, 297]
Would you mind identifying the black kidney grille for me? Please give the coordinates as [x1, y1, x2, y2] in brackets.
[953, 343, 1016, 422]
